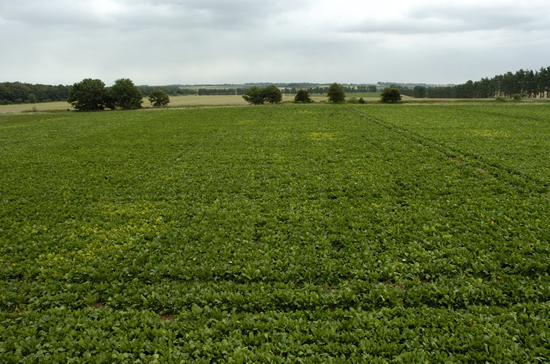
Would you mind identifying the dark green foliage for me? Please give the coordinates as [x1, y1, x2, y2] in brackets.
[413, 86, 426, 98]
[198, 88, 246, 96]
[0, 82, 71, 104]
[139, 86, 197, 97]
[242, 86, 265, 105]
[67, 78, 109, 111]
[103, 92, 117, 110]
[358, 97, 366, 104]
[327, 82, 346, 103]
[110, 78, 143, 110]
[294, 89, 313, 103]
[261, 85, 283, 104]
[27, 94, 37, 104]
[242, 85, 282, 105]
[148, 90, 170, 107]
[427, 65, 550, 99]
[513, 94, 522, 101]
[380, 88, 402, 103]
[1, 104, 549, 361]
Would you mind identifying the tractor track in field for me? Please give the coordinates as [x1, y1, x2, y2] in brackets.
[346, 106, 549, 193]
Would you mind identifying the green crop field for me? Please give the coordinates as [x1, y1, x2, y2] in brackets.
[1, 103, 549, 362]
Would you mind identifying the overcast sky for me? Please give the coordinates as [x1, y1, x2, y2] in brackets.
[1, 0, 549, 86]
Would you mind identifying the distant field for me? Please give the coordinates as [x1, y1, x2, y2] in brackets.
[3, 94, 547, 113]
[1, 103, 549, 361]
[0, 101, 71, 113]
[0, 97, 250, 113]
[343, 92, 381, 98]
[167, 94, 382, 105]
[166, 95, 248, 106]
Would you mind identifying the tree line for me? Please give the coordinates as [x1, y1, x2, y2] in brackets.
[0, 82, 70, 105]
[197, 88, 246, 96]
[399, 66, 550, 99]
[5, 65, 548, 105]
[137, 86, 195, 97]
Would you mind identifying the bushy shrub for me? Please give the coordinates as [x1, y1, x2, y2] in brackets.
[110, 78, 143, 110]
[242, 86, 265, 105]
[148, 90, 170, 107]
[512, 94, 522, 101]
[262, 85, 282, 104]
[294, 89, 313, 103]
[242, 85, 283, 105]
[380, 88, 402, 103]
[67, 78, 109, 111]
[327, 83, 346, 103]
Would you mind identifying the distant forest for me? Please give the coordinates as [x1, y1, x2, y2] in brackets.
[0, 83, 71, 105]
[1, 66, 548, 105]
[398, 66, 550, 99]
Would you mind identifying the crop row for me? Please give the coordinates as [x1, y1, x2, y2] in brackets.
[1, 104, 549, 361]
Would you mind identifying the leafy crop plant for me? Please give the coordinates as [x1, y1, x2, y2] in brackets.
[1, 103, 549, 362]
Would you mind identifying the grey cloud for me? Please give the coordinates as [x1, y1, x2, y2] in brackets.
[1, 0, 549, 86]
[409, 4, 548, 31]
[0, 0, 309, 32]
[345, 3, 550, 35]
[148, 0, 303, 26]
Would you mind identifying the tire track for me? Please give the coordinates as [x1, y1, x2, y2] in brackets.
[347, 106, 549, 193]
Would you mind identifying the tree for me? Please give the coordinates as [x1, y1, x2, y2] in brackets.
[294, 89, 313, 103]
[327, 83, 345, 103]
[67, 78, 108, 111]
[242, 86, 265, 105]
[262, 85, 282, 104]
[413, 86, 426, 98]
[380, 88, 402, 103]
[110, 78, 143, 109]
[27, 93, 37, 104]
[148, 90, 170, 107]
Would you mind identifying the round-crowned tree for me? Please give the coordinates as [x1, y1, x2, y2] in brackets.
[262, 85, 283, 104]
[67, 78, 109, 111]
[110, 78, 143, 109]
[148, 90, 170, 107]
[242, 86, 265, 105]
[294, 89, 313, 103]
[327, 83, 346, 103]
[380, 88, 402, 103]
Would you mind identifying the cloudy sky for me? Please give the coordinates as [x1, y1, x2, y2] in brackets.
[1, 0, 549, 86]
